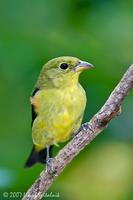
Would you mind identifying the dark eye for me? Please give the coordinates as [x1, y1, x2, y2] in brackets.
[59, 63, 68, 70]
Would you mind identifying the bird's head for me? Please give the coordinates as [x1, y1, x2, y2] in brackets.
[37, 56, 93, 88]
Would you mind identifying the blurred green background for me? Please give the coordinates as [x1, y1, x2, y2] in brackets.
[0, 0, 133, 199]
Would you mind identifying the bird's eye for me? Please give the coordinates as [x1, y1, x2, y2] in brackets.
[59, 63, 68, 70]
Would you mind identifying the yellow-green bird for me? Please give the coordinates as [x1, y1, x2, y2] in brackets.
[25, 56, 93, 167]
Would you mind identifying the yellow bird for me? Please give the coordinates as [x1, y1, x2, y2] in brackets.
[25, 56, 93, 167]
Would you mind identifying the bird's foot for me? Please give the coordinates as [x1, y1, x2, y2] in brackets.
[81, 123, 94, 132]
[72, 123, 94, 138]
[46, 158, 58, 177]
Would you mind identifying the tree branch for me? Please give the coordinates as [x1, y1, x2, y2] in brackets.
[23, 64, 133, 200]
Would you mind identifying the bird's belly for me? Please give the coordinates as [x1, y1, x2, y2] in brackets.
[50, 109, 81, 143]
[32, 86, 86, 148]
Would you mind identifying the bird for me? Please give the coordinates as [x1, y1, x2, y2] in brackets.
[25, 56, 93, 168]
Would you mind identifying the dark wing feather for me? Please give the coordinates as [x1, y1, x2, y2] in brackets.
[31, 87, 39, 125]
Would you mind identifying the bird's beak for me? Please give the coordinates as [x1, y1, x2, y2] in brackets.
[74, 60, 94, 72]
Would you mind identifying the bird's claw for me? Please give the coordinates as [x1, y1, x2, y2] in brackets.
[72, 123, 94, 138]
[81, 123, 94, 133]
[46, 158, 58, 177]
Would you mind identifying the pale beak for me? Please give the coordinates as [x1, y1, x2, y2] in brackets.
[74, 60, 94, 72]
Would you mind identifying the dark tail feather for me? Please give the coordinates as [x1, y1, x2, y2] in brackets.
[24, 146, 52, 168]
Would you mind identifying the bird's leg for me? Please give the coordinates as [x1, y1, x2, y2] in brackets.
[46, 146, 53, 171]
[46, 146, 57, 176]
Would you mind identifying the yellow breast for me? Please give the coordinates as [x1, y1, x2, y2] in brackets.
[32, 84, 86, 148]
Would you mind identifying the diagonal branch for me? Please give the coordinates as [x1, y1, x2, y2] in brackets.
[23, 64, 133, 200]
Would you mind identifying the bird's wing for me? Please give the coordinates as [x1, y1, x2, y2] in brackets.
[30, 87, 39, 125]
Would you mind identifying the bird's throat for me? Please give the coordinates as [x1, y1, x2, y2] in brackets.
[52, 73, 80, 88]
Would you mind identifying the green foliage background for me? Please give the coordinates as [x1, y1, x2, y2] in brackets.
[0, 0, 133, 199]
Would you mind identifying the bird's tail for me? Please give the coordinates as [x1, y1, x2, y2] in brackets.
[24, 146, 52, 168]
